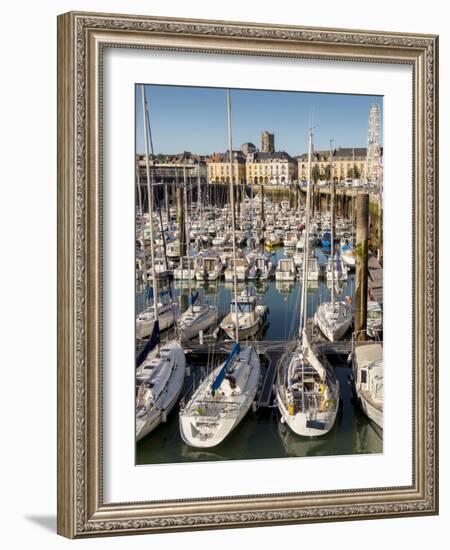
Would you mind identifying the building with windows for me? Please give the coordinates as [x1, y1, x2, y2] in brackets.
[246, 151, 297, 185]
[297, 147, 383, 182]
[207, 150, 247, 184]
[136, 151, 208, 181]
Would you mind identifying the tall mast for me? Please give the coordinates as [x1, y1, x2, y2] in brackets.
[183, 166, 192, 301]
[352, 147, 355, 181]
[136, 157, 143, 219]
[136, 157, 147, 286]
[197, 157, 203, 247]
[226, 89, 239, 342]
[141, 85, 159, 326]
[300, 126, 313, 336]
[197, 158, 201, 216]
[330, 139, 335, 308]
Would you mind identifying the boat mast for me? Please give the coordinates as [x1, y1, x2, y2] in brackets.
[300, 126, 313, 336]
[141, 85, 160, 335]
[136, 157, 147, 286]
[197, 157, 201, 217]
[352, 147, 356, 233]
[183, 166, 192, 302]
[226, 89, 239, 342]
[250, 179, 254, 247]
[330, 139, 335, 309]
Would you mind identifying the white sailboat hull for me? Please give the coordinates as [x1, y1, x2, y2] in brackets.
[179, 305, 219, 340]
[179, 347, 260, 447]
[314, 304, 352, 342]
[136, 343, 186, 441]
[136, 303, 179, 339]
[220, 305, 268, 340]
[276, 391, 339, 437]
[275, 334, 340, 437]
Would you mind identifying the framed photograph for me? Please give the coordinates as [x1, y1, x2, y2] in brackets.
[57, 11, 439, 538]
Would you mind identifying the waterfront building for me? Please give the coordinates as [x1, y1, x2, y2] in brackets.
[246, 151, 297, 185]
[207, 150, 247, 184]
[137, 151, 208, 181]
[297, 147, 383, 183]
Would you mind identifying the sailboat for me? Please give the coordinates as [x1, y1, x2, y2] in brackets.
[136, 85, 186, 442]
[179, 90, 260, 447]
[220, 287, 268, 340]
[276, 127, 339, 436]
[136, 168, 178, 339]
[136, 298, 179, 339]
[136, 323, 186, 440]
[178, 167, 219, 341]
[314, 141, 352, 342]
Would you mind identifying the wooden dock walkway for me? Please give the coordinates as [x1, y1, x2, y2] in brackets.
[184, 337, 357, 361]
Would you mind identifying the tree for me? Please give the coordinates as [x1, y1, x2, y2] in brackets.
[312, 165, 321, 183]
[347, 164, 361, 179]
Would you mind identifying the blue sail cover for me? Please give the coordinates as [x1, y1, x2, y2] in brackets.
[189, 291, 199, 306]
[211, 342, 241, 392]
[321, 230, 331, 248]
[147, 286, 154, 301]
[136, 320, 160, 368]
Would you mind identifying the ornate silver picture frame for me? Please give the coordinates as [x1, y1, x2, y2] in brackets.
[57, 11, 438, 538]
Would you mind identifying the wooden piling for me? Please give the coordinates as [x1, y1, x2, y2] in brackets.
[355, 193, 369, 341]
[260, 184, 265, 225]
[163, 180, 169, 222]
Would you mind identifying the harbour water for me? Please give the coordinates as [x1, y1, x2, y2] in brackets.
[136, 246, 383, 465]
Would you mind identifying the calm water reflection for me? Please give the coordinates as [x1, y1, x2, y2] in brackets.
[136, 246, 382, 465]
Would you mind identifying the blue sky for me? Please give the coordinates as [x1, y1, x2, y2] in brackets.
[135, 85, 383, 156]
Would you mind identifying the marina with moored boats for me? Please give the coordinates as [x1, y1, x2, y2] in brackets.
[135, 85, 384, 464]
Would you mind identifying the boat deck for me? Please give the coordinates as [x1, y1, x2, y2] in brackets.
[368, 255, 383, 305]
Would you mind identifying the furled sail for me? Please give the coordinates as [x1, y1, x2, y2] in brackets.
[211, 342, 241, 393]
[136, 321, 160, 368]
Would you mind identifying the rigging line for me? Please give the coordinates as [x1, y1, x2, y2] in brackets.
[143, 88, 180, 336]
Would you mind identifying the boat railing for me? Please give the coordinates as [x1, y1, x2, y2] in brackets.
[186, 399, 240, 418]
[300, 391, 338, 413]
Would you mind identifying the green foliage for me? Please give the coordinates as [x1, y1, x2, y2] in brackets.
[347, 165, 361, 179]
[355, 241, 368, 259]
[312, 165, 321, 183]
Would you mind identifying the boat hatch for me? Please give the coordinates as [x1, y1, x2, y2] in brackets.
[306, 419, 326, 430]
[231, 301, 255, 314]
